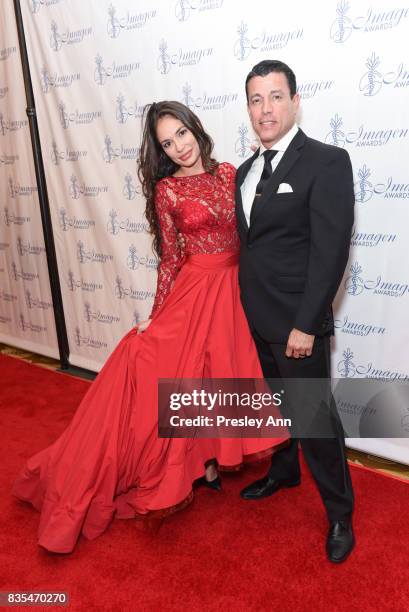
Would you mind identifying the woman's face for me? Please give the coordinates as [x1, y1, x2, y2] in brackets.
[156, 115, 202, 174]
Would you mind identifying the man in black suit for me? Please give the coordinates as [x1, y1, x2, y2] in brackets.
[236, 60, 355, 563]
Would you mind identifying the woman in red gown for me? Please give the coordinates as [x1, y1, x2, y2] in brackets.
[13, 101, 286, 553]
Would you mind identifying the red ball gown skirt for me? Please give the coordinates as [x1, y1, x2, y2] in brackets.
[13, 252, 286, 552]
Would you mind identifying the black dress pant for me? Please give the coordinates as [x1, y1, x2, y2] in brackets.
[252, 330, 354, 522]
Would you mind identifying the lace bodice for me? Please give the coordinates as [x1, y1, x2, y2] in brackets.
[151, 162, 239, 316]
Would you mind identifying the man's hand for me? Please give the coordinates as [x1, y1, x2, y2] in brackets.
[285, 328, 315, 359]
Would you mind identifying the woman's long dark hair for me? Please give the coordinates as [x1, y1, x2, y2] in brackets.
[137, 101, 217, 257]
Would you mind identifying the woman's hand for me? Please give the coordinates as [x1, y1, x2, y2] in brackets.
[136, 319, 152, 334]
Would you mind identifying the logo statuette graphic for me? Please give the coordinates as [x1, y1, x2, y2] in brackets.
[337, 348, 356, 377]
[358, 53, 406, 96]
[175, 0, 224, 22]
[107, 4, 121, 38]
[234, 22, 251, 61]
[235, 124, 252, 158]
[103, 135, 116, 163]
[359, 52, 383, 96]
[233, 21, 302, 60]
[59, 207, 69, 231]
[30, 0, 41, 14]
[107, 4, 156, 38]
[330, 0, 352, 43]
[330, 3, 409, 43]
[114, 276, 155, 301]
[182, 83, 195, 108]
[345, 262, 365, 296]
[95, 54, 108, 85]
[50, 20, 63, 51]
[107, 209, 120, 236]
[354, 165, 372, 203]
[158, 40, 171, 74]
[325, 114, 345, 146]
[31, 0, 62, 14]
[74, 326, 108, 349]
[344, 262, 408, 298]
[123, 173, 139, 200]
[175, 0, 193, 22]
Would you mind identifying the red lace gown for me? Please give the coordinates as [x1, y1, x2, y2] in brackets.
[12, 162, 286, 553]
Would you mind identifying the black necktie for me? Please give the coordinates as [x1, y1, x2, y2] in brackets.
[250, 149, 278, 224]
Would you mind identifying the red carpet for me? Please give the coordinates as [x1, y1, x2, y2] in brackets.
[1, 354, 409, 612]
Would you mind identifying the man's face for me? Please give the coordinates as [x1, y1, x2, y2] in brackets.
[247, 71, 300, 148]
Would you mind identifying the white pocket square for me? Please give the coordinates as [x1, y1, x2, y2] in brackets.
[276, 183, 293, 194]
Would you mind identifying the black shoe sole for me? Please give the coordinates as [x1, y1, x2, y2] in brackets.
[283, 479, 301, 488]
[240, 479, 301, 500]
[327, 538, 355, 564]
[196, 476, 222, 491]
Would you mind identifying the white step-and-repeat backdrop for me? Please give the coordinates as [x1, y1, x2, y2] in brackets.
[0, 0, 58, 357]
[1, 0, 408, 462]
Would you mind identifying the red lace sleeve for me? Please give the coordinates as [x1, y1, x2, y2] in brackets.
[150, 180, 183, 317]
[217, 162, 236, 191]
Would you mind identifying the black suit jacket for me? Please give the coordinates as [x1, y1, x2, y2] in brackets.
[236, 128, 354, 344]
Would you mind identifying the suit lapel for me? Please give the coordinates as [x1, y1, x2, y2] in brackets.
[235, 148, 259, 232]
[250, 129, 306, 227]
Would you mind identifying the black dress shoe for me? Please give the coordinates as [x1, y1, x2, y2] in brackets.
[326, 520, 355, 563]
[196, 475, 222, 491]
[240, 475, 300, 500]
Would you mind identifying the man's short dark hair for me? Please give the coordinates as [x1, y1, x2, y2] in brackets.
[245, 60, 297, 101]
